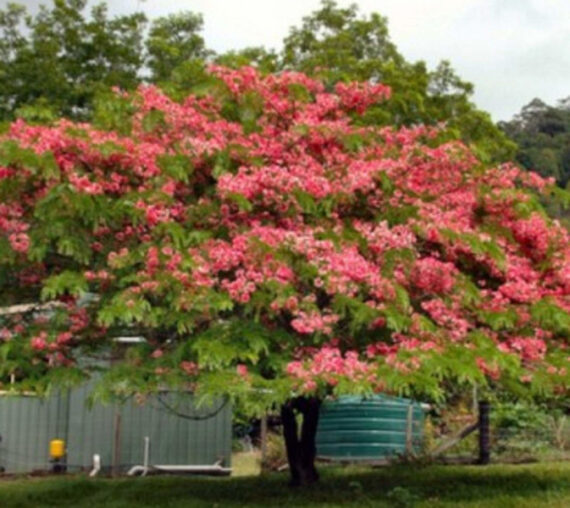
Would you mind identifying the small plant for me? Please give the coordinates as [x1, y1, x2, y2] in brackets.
[261, 430, 288, 472]
[348, 480, 364, 495]
[492, 402, 552, 459]
[387, 486, 421, 507]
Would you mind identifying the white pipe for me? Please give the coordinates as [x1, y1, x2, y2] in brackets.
[127, 462, 231, 476]
[127, 465, 144, 476]
[142, 436, 150, 477]
[154, 463, 232, 474]
[113, 336, 146, 344]
[89, 454, 101, 477]
[0, 301, 64, 316]
[126, 437, 231, 476]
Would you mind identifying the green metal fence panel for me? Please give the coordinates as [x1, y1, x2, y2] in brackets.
[66, 382, 116, 473]
[0, 392, 68, 473]
[316, 395, 426, 461]
[117, 393, 232, 471]
[0, 387, 232, 474]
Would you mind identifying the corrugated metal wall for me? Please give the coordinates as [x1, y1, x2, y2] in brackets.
[0, 387, 232, 474]
[116, 393, 231, 470]
[66, 383, 115, 473]
[0, 392, 68, 473]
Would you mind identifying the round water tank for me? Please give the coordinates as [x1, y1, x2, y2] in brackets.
[316, 395, 426, 461]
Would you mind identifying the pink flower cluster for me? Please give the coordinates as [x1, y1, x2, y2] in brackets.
[9, 232, 30, 253]
[510, 214, 551, 260]
[503, 336, 547, 362]
[421, 299, 470, 341]
[334, 82, 391, 113]
[290, 311, 339, 335]
[286, 345, 372, 392]
[412, 257, 457, 294]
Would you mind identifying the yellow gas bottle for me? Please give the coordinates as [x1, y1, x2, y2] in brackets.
[49, 439, 66, 459]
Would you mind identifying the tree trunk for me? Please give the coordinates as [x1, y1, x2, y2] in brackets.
[281, 396, 321, 486]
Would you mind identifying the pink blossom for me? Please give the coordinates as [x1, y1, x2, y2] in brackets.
[181, 361, 198, 375]
[236, 364, 249, 378]
[30, 333, 48, 351]
[9, 233, 30, 253]
[412, 257, 456, 294]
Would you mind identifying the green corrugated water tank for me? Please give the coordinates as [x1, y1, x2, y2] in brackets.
[316, 395, 426, 461]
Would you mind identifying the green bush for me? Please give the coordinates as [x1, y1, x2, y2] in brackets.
[261, 431, 287, 472]
[491, 402, 565, 459]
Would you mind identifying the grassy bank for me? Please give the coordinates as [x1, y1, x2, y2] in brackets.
[0, 461, 569, 507]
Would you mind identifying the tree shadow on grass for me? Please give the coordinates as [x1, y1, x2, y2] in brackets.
[0, 463, 569, 508]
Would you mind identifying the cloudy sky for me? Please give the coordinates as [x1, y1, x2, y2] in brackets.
[3, 0, 569, 121]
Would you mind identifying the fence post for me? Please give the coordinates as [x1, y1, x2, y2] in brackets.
[260, 413, 268, 472]
[478, 400, 490, 465]
[112, 411, 122, 476]
[405, 403, 414, 455]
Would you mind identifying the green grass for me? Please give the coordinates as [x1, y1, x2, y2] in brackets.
[231, 451, 262, 476]
[1, 462, 569, 507]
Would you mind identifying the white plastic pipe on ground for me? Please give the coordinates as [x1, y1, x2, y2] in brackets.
[126, 437, 231, 476]
[89, 454, 101, 477]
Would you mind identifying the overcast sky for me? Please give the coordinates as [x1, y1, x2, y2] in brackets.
[3, 0, 569, 121]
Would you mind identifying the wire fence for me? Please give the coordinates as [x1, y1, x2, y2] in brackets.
[425, 409, 570, 463]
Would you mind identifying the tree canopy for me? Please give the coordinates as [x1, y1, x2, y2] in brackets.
[0, 67, 568, 409]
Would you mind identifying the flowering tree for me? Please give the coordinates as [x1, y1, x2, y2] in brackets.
[0, 66, 569, 485]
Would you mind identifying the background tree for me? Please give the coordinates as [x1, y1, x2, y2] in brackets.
[0, 1, 213, 122]
[0, 0, 518, 169]
[214, 47, 278, 73]
[146, 12, 210, 84]
[0, 0, 146, 122]
[499, 97, 570, 188]
[499, 97, 570, 227]
[0, 66, 568, 485]
[280, 0, 516, 163]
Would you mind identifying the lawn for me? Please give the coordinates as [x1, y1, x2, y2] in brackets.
[0, 461, 569, 507]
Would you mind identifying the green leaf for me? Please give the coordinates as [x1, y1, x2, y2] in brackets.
[191, 320, 271, 368]
[441, 229, 506, 270]
[287, 83, 311, 102]
[293, 189, 317, 214]
[478, 308, 519, 331]
[212, 149, 231, 179]
[341, 133, 365, 152]
[142, 109, 166, 133]
[226, 192, 253, 212]
[531, 299, 570, 335]
[394, 284, 411, 311]
[41, 271, 88, 300]
[383, 304, 411, 333]
[550, 186, 570, 210]
[157, 154, 193, 182]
